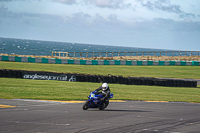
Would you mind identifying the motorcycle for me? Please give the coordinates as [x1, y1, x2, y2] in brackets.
[82, 91, 114, 110]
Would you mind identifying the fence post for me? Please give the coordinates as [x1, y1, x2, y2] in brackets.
[112, 52, 113, 57]
[106, 52, 107, 58]
[86, 52, 88, 58]
[99, 52, 101, 57]
[74, 52, 75, 57]
[118, 52, 120, 57]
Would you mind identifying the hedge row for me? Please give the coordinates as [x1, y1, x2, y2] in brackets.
[0, 69, 197, 87]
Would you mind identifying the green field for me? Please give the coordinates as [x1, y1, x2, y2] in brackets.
[0, 61, 200, 103]
[1, 61, 200, 79]
[0, 78, 200, 103]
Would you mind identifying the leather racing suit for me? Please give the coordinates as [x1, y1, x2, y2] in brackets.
[94, 86, 110, 103]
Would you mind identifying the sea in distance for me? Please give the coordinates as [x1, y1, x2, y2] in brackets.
[0, 37, 194, 58]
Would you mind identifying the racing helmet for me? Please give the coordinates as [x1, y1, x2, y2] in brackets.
[102, 83, 108, 91]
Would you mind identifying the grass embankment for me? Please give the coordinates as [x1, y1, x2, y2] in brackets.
[0, 61, 200, 102]
[0, 78, 200, 103]
[1, 61, 200, 79]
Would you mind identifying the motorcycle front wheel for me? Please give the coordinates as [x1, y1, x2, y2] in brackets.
[105, 100, 109, 108]
[83, 100, 89, 110]
[99, 103, 106, 110]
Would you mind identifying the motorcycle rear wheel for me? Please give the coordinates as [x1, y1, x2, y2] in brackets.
[83, 100, 89, 110]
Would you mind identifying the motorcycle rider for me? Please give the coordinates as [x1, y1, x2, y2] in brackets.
[94, 83, 110, 105]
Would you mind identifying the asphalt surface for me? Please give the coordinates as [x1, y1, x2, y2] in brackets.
[0, 99, 200, 133]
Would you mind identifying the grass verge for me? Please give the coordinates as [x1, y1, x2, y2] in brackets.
[1, 78, 200, 103]
[0, 61, 200, 79]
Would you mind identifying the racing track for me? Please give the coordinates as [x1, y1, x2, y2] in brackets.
[0, 99, 200, 133]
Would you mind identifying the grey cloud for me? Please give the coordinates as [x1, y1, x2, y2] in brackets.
[65, 12, 113, 28]
[179, 13, 195, 19]
[0, 6, 8, 12]
[147, 18, 200, 32]
[52, 0, 132, 9]
[63, 11, 200, 35]
[68, 12, 92, 25]
[52, 0, 76, 5]
[140, 0, 196, 19]
[1, 0, 74, 3]
[84, 0, 132, 9]
[0, 5, 16, 18]
[141, 0, 182, 13]
[0, 0, 36, 1]
[0, 6, 63, 26]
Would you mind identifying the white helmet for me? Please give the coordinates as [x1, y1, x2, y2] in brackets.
[102, 83, 108, 91]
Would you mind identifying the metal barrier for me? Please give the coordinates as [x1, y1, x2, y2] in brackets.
[1, 55, 200, 66]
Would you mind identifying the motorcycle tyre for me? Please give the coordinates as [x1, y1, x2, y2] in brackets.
[105, 100, 109, 108]
[99, 103, 106, 110]
[83, 100, 89, 110]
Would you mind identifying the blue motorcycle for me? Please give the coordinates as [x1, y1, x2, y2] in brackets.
[83, 91, 114, 110]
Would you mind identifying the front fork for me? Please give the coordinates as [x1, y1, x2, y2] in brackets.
[87, 99, 92, 107]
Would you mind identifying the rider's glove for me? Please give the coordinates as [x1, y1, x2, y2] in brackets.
[94, 91, 98, 94]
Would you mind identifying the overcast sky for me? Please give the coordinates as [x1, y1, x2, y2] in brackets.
[0, 0, 200, 50]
